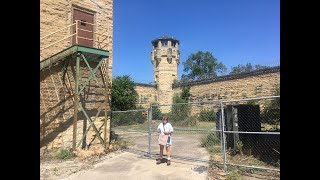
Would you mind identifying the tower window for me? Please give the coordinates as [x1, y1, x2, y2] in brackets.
[161, 40, 168, 47]
[153, 42, 158, 48]
[172, 41, 176, 47]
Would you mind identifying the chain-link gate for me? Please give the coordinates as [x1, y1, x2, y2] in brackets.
[110, 96, 280, 176]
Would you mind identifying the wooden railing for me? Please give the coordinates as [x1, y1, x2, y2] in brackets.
[40, 20, 110, 61]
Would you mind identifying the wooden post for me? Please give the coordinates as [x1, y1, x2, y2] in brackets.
[73, 54, 80, 150]
[104, 58, 109, 148]
[75, 20, 78, 44]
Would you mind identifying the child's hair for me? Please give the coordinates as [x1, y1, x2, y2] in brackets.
[163, 116, 169, 121]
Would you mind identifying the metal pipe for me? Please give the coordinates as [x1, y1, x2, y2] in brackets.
[112, 109, 149, 113]
[225, 162, 280, 172]
[220, 102, 227, 172]
[221, 96, 280, 103]
[224, 131, 280, 135]
[148, 107, 152, 157]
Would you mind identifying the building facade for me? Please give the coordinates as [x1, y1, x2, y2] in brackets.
[40, 0, 113, 155]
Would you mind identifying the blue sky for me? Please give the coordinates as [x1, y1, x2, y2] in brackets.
[113, 0, 280, 83]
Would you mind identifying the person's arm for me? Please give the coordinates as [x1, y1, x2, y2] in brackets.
[157, 123, 162, 134]
[164, 124, 173, 135]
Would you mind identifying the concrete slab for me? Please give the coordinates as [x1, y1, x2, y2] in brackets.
[62, 151, 210, 180]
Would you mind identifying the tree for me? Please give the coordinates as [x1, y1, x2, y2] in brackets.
[151, 102, 163, 120]
[111, 75, 138, 111]
[181, 86, 191, 101]
[182, 51, 227, 81]
[168, 86, 194, 126]
[229, 63, 270, 75]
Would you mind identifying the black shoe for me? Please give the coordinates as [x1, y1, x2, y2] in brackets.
[156, 159, 161, 165]
[167, 160, 171, 166]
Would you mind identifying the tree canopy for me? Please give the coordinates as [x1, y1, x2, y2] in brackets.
[229, 63, 270, 75]
[111, 75, 138, 111]
[181, 51, 227, 81]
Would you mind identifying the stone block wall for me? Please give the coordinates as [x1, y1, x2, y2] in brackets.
[134, 83, 157, 108]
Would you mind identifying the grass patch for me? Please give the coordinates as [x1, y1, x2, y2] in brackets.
[227, 153, 268, 167]
[226, 170, 244, 180]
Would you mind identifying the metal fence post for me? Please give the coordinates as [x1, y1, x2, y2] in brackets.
[148, 107, 152, 157]
[220, 101, 227, 172]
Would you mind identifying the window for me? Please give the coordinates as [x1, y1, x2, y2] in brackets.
[172, 41, 176, 47]
[153, 42, 158, 48]
[161, 40, 168, 47]
[80, 20, 87, 26]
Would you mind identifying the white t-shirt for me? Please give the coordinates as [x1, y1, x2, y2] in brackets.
[157, 122, 173, 135]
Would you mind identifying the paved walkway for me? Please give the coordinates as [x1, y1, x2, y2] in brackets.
[62, 150, 210, 180]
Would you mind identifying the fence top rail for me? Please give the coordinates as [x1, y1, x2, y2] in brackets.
[221, 96, 280, 103]
[152, 101, 221, 107]
[112, 109, 148, 113]
[151, 96, 280, 107]
[224, 131, 280, 135]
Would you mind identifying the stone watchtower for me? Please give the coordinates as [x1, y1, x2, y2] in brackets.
[151, 36, 180, 113]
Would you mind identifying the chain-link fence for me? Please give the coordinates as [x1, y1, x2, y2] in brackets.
[111, 109, 149, 155]
[110, 96, 280, 174]
[221, 96, 280, 173]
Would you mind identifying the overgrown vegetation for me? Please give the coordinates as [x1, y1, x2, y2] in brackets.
[226, 170, 244, 180]
[201, 133, 221, 154]
[261, 84, 280, 129]
[201, 133, 220, 147]
[56, 149, 74, 160]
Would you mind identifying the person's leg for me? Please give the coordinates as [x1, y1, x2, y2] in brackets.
[157, 145, 164, 164]
[159, 145, 164, 158]
[166, 146, 171, 165]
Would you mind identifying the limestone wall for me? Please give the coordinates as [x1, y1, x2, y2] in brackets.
[174, 67, 280, 102]
[134, 67, 280, 110]
[134, 83, 157, 108]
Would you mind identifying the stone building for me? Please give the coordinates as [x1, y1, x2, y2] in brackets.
[134, 36, 280, 112]
[40, 0, 113, 155]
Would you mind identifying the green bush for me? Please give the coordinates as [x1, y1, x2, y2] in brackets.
[198, 109, 216, 122]
[201, 133, 220, 148]
[151, 103, 162, 120]
[56, 149, 73, 160]
[173, 116, 197, 127]
[111, 111, 145, 127]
